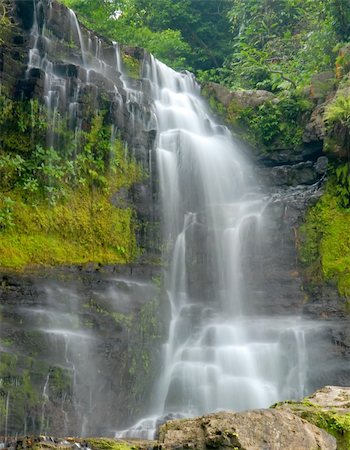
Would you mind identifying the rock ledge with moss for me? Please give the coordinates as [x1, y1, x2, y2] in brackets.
[7, 387, 350, 450]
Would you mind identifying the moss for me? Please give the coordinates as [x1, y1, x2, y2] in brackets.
[299, 187, 350, 298]
[0, 352, 70, 433]
[0, 87, 148, 270]
[16, 438, 140, 450]
[121, 54, 141, 79]
[86, 439, 138, 450]
[0, 97, 144, 269]
[85, 299, 133, 328]
[0, 188, 140, 269]
[0, 1, 14, 45]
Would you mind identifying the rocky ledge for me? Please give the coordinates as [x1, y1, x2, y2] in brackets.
[3, 386, 350, 450]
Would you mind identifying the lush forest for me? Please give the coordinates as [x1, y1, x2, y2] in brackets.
[61, 0, 350, 88]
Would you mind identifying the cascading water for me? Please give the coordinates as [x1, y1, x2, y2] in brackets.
[116, 58, 309, 438]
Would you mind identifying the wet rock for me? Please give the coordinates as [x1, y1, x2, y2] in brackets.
[158, 409, 336, 450]
[315, 156, 329, 174]
[259, 161, 318, 187]
[0, 265, 164, 436]
[256, 148, 304, 166]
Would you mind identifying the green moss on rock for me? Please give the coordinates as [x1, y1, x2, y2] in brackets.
[121, 54, 141, 79]
[274, 399, 350, 450]
[86, 438, 138, 450]
[299, 187, 350, 298]
[0, 92, 144, 270]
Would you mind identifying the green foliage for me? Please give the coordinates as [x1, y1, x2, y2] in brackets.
[0, 0, 12, 45]
[325, 94, 350, 127]
[60, 0, 191, 71]
[121, 53, 141, 79]
[233, 93, 311, 149]
[334, 164, 350, 207]
[130, 0, 231, 71]
[60, 0, 231, 73]
[0, 197, 15, 229]
[328, 0, 350, 41]
[226, 0, 338, 90]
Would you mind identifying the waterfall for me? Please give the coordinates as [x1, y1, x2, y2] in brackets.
[116, 57, 309, 439]
[13, 0, 325, 438]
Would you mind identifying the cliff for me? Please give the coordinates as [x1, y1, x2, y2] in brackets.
[0, 0, 164, 436]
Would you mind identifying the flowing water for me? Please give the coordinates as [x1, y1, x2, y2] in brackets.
[116, 58, 310, 438]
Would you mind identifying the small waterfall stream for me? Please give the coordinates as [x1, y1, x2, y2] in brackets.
[116, 58, 309, 438]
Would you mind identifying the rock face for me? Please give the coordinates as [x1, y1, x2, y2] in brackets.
[0, 265, 164, 436]
[158, 409, 336, 450]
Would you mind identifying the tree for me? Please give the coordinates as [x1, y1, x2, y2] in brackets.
[60, 0, 231, 72]
[328, 0, 350, 41]
[132, 0, 231, 70]
[226, 0, 337, 90]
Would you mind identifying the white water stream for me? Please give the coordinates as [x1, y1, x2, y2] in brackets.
[116, 58, 309, 439]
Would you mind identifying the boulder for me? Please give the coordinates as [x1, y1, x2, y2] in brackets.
[203, 82, 275, 109]
[158, 409, 336, 450]
[259, 161, 318, 187]
[275, 386, 350, 450]
[303, 103, 327, 144]
[310, 72, 337, 101]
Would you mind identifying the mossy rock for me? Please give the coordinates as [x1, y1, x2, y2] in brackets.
[86, 438, 140, 450]
[121, 54, 141, 79]
[15, 437, 149, 450]
[273, 386, 350, 450]
[299, 188, 350, 298]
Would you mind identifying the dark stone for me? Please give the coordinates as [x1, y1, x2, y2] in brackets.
[15, 0, 35, 30]
[54, 63, 79, 78]
[315, 156, 328, 174]
[13, 35, 24, 46]
[257, 148, 304, 166]
[259, 161, 318, 187]
[303, 103, 326, 144]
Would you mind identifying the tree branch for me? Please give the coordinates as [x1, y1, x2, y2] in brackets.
[269, 70, 297, 89]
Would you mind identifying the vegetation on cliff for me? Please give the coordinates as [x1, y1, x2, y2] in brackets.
[60, 0, 231, 72]
[0, 91, 142, 269]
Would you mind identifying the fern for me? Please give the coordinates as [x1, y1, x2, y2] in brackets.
[325, 95, 350, 127]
